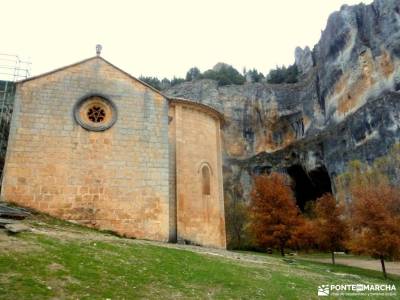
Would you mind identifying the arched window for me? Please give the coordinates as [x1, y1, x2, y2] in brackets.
[202, 165, 211, 195]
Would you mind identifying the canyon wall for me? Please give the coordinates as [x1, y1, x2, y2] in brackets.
[166, 0, 400, 213]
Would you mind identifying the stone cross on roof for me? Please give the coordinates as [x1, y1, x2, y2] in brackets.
[96, 44, 102, 56]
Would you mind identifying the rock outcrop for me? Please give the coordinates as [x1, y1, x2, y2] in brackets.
[295, 46, 313, 75]
[166, 0, 400, 209]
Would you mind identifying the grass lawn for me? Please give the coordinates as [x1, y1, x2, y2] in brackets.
[0, 216, 399, 299]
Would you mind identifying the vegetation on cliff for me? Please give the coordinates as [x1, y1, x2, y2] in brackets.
[266, 64, 300, 84]
[139, 62, 300, 90]
[200, 63, 246, 86]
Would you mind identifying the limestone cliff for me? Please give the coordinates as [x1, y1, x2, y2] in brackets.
[166, 0, 400, 208]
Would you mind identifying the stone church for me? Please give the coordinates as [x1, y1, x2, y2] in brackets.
[1, 54, 226, 248]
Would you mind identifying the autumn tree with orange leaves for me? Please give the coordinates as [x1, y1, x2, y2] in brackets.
[349, 181, 400, 279]
[249, 173, 301, 256]
[289, 218, 317, 252]
[336, 147, 400, 279]
[313, 193, 349, 265]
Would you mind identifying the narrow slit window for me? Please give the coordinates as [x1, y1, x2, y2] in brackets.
[202, 165, 211, 195]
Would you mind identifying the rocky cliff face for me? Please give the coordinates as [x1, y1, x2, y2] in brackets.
[166, 0, 400, 212]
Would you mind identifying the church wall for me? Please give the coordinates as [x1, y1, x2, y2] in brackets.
[1, 58, 170, 241]
[171, 101, 226, 248]
[168, 105, 177, 242]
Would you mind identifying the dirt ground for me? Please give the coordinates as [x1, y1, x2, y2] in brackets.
[302, 257, 400, 276]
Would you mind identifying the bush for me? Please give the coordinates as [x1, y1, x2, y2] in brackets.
[245, 68, 265, 83]
[185, 67, 201, 81]
[266, 64, 299, 84]
[139, 63, 256, 90]
[170, 77, 185, 86]
[202, 64, 245, 86]
[139, 76, 162, 90]
[139, 76, 185, 90]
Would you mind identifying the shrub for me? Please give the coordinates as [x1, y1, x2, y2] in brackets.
[225, 199, 249, 249]
[185, 67, 201, 81]
[139, 76, 185, 90]
[245, 68, 265, 83]
[202, 64, 245, 86]
[170, 77, 185, 87]
[266, 64, 299, 84]
[139, 76, 162, 90]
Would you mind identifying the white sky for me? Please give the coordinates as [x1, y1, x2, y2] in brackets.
[1, 0, 372, 79]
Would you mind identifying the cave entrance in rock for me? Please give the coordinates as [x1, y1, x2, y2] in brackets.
[287, 164, 332, 212]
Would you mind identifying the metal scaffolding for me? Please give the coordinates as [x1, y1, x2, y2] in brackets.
[0, 54, 31, 185]
[0, 53, 31, 82]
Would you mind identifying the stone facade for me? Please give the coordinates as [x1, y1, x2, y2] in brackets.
[1, 57, 226, 248]
[169, 99, 226, 248]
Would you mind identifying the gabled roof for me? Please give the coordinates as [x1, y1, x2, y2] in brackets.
[17, 56, 166, 98]
[17, 56, 225, 121]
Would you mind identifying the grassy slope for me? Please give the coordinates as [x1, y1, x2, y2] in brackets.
[0, 217, 399, 299]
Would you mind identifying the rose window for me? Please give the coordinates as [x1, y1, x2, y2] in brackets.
[74, 95, 117, 131]
[87, 106, 106, 123]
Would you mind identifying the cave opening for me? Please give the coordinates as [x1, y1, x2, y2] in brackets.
[287, 164, 332, 212]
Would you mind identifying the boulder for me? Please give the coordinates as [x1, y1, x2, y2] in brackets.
[4, 223, 30, 234]
[0, 218, 18, 227]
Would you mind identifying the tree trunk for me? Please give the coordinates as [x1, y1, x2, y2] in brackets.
[280, 247, 285, 257]
[380, 256, 387, 279]
[331, 251, 335, 265]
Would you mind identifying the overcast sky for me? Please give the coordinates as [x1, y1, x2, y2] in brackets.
[1, 0, 372, 80]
